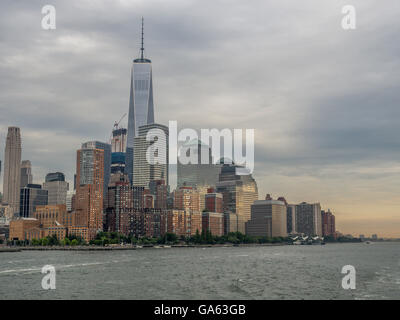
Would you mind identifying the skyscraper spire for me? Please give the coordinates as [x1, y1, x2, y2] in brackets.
[140, 16, 144, 60]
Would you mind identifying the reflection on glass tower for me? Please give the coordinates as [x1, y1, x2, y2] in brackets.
[126, 17, 155, 183]
[177, 139, 221, 188]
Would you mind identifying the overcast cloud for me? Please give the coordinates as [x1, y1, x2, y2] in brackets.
[1, 0, 399, 236]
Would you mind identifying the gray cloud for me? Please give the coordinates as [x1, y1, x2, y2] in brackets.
[1, 0, 399, 236]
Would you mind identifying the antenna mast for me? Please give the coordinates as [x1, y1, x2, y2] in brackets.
[140, 17, 144, 59]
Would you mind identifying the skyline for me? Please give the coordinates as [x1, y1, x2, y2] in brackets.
[0, 0, 399, 237]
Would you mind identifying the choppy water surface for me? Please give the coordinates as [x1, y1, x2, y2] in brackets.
[0, 242, 399, 299]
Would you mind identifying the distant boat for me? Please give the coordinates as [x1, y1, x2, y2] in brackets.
[365, 241, 371, 244]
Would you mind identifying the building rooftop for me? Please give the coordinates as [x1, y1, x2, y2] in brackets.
[253, 200, 285, 206]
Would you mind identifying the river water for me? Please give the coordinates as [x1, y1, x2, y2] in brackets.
[0, 242, 399, 299]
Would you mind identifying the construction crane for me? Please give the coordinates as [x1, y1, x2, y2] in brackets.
[109, 113, 127, 143]
[114, 113, 127, 130]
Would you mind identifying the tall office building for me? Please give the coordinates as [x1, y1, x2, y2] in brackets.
[246, 195, 287, 238]
[75, 148, 104, 232]
[81, 141, 111, 197]
[3, 127, 22, 216]
[177, 139, 221, 188]
[133, 123, 168, 188]
[20, 160, 33, 188]
[216, 163, 258, 234]
[295, 202, 322, 236]
[19, 184, 48, 218]
[126, 18, 155, 182]
[43, 172, 69, 205]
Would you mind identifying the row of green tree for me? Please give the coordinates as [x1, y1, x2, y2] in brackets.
[7, 231, 289, 246]
[8, 234, 87, 246]
[88, 231, 288, 246]
[323, 235, 362, 243]
[189, 230, 288, 245]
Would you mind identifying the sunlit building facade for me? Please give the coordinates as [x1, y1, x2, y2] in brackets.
[216, 163, 258, 234]
[246, 196, 288, 238]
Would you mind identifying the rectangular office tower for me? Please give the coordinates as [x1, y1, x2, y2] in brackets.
[177, 139, 221, 188]
[20, 160, 33, 188]
[43, 172, 69, 205]
[126, 18, 155, 183]
[246, 198, 287, 238]
[133, 123, 168, 188]
[216, 163, 258, 234]
[19, 184, 48, 218]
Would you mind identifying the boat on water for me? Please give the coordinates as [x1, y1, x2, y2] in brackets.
[290, 235, 325, 245]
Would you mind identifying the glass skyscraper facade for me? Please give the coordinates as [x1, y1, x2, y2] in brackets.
[133, 124, 168, 188]
[45, 172, 65, 182]
[19, 184, 48, 218]
[216, 163, 258, 234]
[126, 19, 155, 183]
[177, 139, 221, 188]
[43, 172, 69, 205]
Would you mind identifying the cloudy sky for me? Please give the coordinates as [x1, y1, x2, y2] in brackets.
[1, 0, 399, 237]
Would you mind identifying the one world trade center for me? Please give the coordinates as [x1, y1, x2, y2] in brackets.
[126, 18, 155, 182]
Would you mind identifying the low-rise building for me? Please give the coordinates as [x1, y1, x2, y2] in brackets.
[68, 226, 97, 243]
[202, 212, 224, 236]
[9, 218, 40, 241]
[34, 204, 73, 228]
